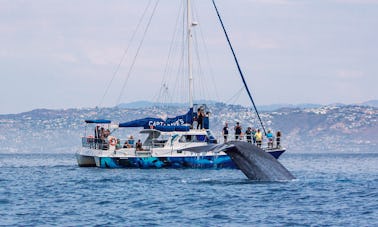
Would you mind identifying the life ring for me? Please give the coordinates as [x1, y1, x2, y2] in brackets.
[109, 137, 117, 146]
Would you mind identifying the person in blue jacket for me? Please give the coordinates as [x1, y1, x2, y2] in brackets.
[266, 130, 274, 148]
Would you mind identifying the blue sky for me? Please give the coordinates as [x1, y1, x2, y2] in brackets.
[1, 0, 377, 114]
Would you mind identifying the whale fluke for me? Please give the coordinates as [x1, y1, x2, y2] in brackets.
[182, 141, 295, 181]
[222, 141, 295, 181]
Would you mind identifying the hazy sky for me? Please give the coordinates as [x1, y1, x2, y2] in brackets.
[1, 0, 377, 114]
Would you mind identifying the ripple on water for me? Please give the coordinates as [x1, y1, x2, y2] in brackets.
[0, 152, 377, 226]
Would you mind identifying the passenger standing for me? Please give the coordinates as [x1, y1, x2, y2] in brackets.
[94, 125, 100, 148]
[245, 127, 252, 143]
[197, 108, 205, 129]
[100, 127, 105, 149]
[234, 122, 242, 140]
[222, 123, 229, 143]
[116, 139, 121, 149]
[266, 130, 274, 148]
[252, 128, 257, 144]
[255, 129, 263, 148]
[276, 131, 281, 148]
[104, 129, 111, 138]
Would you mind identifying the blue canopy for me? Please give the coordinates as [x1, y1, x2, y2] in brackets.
[118, 117, 162, 128]
[85, 119, 111, 124]
[119, 108, 193, 129]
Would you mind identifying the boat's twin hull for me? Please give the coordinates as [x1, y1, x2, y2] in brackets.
[95, 155, 235, 168]
[76, 149, 285, 169]
[76, 154, 96, 167]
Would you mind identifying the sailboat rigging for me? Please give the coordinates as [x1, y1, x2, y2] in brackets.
[211, 0, 267, 135]
[76, 0, 286, 168]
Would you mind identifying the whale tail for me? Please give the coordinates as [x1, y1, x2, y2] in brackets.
[223, 141, 295, 181]
[181, 141, 295, 181]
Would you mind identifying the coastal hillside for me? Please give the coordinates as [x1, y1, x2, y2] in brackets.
[0, 104, 376, 153]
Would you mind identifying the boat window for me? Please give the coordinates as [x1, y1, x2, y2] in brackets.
[196, 135, 207, 142]
[152, 139, 167, 148]
[179, 135, 188, 142]
[186, 135, 192, 140]
[179, 135, 207, 142]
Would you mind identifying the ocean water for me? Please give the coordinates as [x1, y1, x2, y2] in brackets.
[0, 152, 377, 226]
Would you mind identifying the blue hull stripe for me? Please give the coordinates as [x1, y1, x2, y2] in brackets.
[100, 155, 236, 169]
[99, 150, 284, 168]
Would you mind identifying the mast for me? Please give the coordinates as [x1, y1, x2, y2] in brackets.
[187, 0, 194, 108]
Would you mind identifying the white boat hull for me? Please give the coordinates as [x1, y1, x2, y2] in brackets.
[76, 146, 285, 168]
[75, 153, 96, 167]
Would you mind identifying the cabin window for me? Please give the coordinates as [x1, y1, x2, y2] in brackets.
[196, 135, 207, 142]
[179, 135, 190, 143]
[179, 135, 207, 142]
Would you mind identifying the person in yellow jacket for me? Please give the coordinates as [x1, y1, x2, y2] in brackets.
[255, 129, 263, 148]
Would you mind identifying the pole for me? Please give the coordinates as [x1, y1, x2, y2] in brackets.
[187, 0, 194, 108]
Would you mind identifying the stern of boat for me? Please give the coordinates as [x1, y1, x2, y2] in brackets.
[76, 150, 96, 167]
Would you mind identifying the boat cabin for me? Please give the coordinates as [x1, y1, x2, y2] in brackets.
[82, 120, 217, 152]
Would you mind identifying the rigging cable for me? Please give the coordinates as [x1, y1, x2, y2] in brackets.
[172, 5, 187, 105]
[155, 0, 184, 105]
[116, 0, 160, 106]
[98, 0, 154, 108]
[195, 15, 220, 101]
[211, 0, 267, 136]
[226, 86, 244, 104]
[192, 0, 221, 102]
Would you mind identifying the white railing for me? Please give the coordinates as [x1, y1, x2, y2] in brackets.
[212, 134, 282, 150]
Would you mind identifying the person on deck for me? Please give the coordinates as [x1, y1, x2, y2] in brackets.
[276, 131, 281, 148]
[104, 129, 110, 138]
[99, 127, 105, 149]
[252, 128, 257, 144]
[255, 129, 263, 148]
[197, 108, 205, 129]
[94, 125, 100, 148]
[123, 140, 131, 148]
[245, 127, 252, 143]
[136, 139, 143, 151]
[234, 122, 242, 140]
[116, 139, 121, 149]
[266, 130, 274, 148]
[128, 136, 135, 148]
[222, 123, 229, 143]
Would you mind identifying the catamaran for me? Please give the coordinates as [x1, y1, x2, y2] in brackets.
[76, 0, 286, 168]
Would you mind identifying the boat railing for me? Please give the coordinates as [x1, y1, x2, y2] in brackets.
[82, 136, 156, 152]
[212, 134, 282, 150]
[81, 136, 112, 150]
[82, 137, 96, 148]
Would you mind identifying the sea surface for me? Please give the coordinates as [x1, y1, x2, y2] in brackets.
[0, 151, 377, 226]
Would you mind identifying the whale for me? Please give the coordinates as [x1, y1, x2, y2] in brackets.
[182, 141, 295, 181]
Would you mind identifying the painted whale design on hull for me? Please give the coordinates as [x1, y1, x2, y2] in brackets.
[182, 141, 295, 181]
